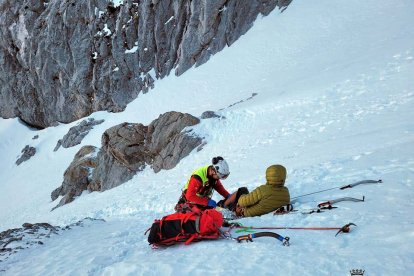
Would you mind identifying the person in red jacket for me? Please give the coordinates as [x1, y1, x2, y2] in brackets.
[175, 156, 231, 211]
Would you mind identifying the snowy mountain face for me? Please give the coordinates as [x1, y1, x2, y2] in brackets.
[1, 0, 414, 275]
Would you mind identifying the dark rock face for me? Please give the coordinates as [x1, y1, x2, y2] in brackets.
[51, 111, 202, 209]
[15, 145, 36, 165]
[201, 111, 221, 119]
[0, 0, 292, 128]
[54, 118, 104, 151]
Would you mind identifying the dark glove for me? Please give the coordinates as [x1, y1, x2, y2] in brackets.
[217, 199, 225, 208]
[208, 199, 217, 207]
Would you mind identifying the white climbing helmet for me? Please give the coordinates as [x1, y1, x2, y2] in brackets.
[212, 156, 230, 179]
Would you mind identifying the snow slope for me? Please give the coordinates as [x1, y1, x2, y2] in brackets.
[1, 0, 414, 275]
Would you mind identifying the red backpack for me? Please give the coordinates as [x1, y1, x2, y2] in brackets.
[146, 207, 224, 247]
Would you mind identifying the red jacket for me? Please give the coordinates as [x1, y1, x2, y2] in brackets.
[185, 175, 230, 206]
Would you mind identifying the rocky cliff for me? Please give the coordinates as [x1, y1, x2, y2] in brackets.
[50, 111, 202, 209]
[0, 0, 291, 128]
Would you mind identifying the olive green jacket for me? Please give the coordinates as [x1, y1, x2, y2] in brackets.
[238, 183, 290, 217]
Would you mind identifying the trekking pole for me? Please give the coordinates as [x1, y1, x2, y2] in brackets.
[291, 179, 381, 202]
[220, 227, 290, 246]
[317, 196, 365, 208]
[236, 232, 290, 246]
[233, 223, 356, 237]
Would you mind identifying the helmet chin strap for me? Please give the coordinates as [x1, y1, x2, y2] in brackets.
[208, 166, 219, 179]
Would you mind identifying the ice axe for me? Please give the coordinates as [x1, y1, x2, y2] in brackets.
[335, 223, 357, 236]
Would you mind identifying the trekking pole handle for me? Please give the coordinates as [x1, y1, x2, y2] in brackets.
[318, 201, 332, 207]
[339, 185, 352, 190]
[236, 234, 254, 242]
[340, 179, 382, 190]
[236, 232, 290, 246]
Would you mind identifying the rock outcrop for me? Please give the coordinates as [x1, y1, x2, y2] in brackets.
[51, 145, 99, 209]
[0, 0, 292, 128]
[51, 111, 202, 209]
[15, 145, 36, 165]
[54, 118, 104, 151]
[0, 218, 105, 265]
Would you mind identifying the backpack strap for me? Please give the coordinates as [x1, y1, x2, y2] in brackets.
[195, 216, 201, 233]
[184, 233, 199, 245]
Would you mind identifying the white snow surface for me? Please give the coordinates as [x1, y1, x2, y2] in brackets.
[112, 0, 124, 8]
[1, 0, 414, 275]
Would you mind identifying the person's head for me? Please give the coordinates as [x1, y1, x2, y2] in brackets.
[209, 156, 230, 180]
[266, 164, 286, 186]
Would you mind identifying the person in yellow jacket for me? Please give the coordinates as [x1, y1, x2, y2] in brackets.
[235, 164, 290, 217]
